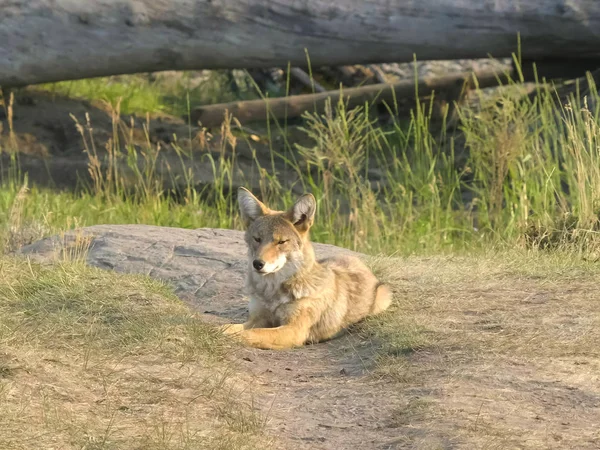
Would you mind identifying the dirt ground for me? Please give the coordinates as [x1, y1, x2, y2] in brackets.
[20, 226, 600, 449]
[229, 256, 600, 450]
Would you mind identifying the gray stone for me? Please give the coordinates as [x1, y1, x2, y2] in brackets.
[18, 224, 358, 322]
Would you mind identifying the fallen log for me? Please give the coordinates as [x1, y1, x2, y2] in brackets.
[1, 1, 600, 87]
[289, 68, 327, 93]
[191, 68, 514, 128]
[520, 59, 600, 82]
[368, 65, 388, 84]
[528, 68, 600, 106]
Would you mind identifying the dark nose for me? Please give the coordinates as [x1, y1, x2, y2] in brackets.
[253, 259, 265, 271]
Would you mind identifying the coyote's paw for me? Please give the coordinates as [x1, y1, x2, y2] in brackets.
[219, 323, 245, 335]
[235, 331, 267, 349]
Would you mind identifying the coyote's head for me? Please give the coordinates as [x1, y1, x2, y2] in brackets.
[237, 187, 316, 276]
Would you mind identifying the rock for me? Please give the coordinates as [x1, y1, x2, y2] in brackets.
[18, 225, 359, 322]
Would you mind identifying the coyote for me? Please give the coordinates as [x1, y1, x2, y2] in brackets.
[220, 187, 392, 350]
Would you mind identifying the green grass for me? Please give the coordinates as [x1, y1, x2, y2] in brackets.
[37, 75, 170, 116]
[0, 184, 233, 253]
[33, 71, 267, 117]
[2, 61, 600, 257]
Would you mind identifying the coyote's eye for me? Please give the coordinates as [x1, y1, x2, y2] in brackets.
[277, 240, 289, 245]
[253, 237, 261, 243]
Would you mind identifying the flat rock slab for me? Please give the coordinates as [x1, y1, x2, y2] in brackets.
[19, 224, 359, 323]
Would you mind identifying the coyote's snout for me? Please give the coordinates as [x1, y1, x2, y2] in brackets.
[220, 187, 392, 349]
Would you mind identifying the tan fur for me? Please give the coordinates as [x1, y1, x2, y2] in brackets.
[220, 187, 392, 350]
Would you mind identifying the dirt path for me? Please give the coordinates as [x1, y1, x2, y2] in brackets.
[233, 336, 415, 450]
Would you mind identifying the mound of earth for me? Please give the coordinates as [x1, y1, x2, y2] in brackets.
[0, 90, 301, 193]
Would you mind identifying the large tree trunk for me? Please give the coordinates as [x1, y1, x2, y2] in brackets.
[1, 1, 600, 87]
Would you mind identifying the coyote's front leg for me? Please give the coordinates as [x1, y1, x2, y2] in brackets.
[237, 324, 312, 350]
[235, 304, 317, 349]
[219, 313, 272, 336]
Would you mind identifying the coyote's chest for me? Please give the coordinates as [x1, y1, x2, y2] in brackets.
[248, 271, 314, 317]
[248, 273, 292, 309]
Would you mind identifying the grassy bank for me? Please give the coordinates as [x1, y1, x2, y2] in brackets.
[1, 64, 600, 257]
[0, 256, 271, 449]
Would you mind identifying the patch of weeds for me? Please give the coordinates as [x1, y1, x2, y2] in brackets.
[367, 315, 431, 357]
[212, 397, 266, 436]
[0, 257, 229, 362]
[524, 212, 600, 257]
[372, 355, 416, 383]
[360, 312, 432, 381]
[359, 256, 435, 379]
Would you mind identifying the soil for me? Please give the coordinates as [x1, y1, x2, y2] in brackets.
[20, 225, 600, 449]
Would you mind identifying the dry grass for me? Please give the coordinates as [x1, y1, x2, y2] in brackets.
[362, 252, 600, 448]
[0, 256, 272, 450]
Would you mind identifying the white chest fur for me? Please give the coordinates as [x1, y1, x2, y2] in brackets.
[247, 272, 292, 312]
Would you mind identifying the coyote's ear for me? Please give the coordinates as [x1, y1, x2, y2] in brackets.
[288, 193, 316, 233]
[238, 187, 268, 227]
